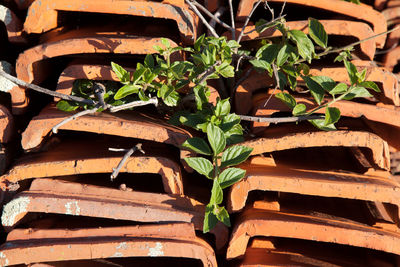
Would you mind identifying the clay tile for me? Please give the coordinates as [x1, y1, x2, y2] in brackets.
[11, 34, 182, 114]
[228, 20, 376, 60]
[0, 5, 26, 43]
[1, 178, 228, 250]
[227, 208, 400, 259]
[235, 62, 399, 115]
[251, 93, 400, 137]
[228, 160, 400, 215]
[0, 223, 217, 266]
[21, 103, 192, 152]
[1, 139, 184, 194]
[236, 0, 387, 48]
[24, 0, 199, 44]
[239, 129, 390, 170]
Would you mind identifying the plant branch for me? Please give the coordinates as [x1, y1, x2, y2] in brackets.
[0, 69, 95, 106]
[192, 1, 231, 30]
[186, 0, 219, 37]
[242, 15, 286, 36]
[52, 106, 100, 133]
[109, 97, 158, 112]
[237, 0, 262, 43]
[110, 143, 145, 180]
[208, 7, 226, 36]
[228, 0, 236, 40]
[197, 62, 220, 85]
[232, 67, 253, 98]
[239, 114, 324, 123]
[93, 83, 107, 109]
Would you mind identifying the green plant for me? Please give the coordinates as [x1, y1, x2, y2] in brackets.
[55, 11, 383, 233]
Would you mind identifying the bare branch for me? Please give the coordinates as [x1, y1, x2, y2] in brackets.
[110, 143, 144, 180]
[52, 106, 100, 133]
[109, 97, 158, 112]
[191, 1, 230, 30]
[242, 15, 285, 36]
[228, 0, 236, 40]
[208, 7, 226, 36]
[0, 69, 95, 106]
[197, 61, 220, 85]
[239, 114, 324, 124]
[93, 83, 107, 109]
[185, 0, 219, 37]
[279, 0, 287, 17]
[237, 0, 262, 43]
[263, 64, 279, 108]
[232, 67, 253, 98]
[263, 0, 275, 20]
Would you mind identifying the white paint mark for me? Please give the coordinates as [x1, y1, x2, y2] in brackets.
[0, 61, 16, 93]
[148, 242, 164, 257]
[1, 196, 30, 227]
[116, 242, 128, 250]
[65, 201, 80, 216]
[111, 252, 123, 258]
[0, 251, 9, 266]
[0, 6, 12, 25]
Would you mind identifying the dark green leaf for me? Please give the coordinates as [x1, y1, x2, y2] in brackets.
[329, 83, 348, 96]
[210, 179, 223, 204]
[303, 76, 325, 105]
[276, 45, 290, 66]
[111, 62, 130, 83]
[215, 206, 230, 227]
[56, 100, 79, 112]
[310, 76, 336, 93]
[324, 107, 341, 125]
[308, 18, 328, 48]
[225, 124, 244, 145]
[249, 59, 271, 72]
[359, 81, 380, 92]
[344, 60, 358, 85]
[288, 30, 315, 62]
[275, 92, 296, 109]
[309, 119, 337, 131]
[221, 145, 253, 168]
[292, 103, 306, 116]
[256, 44, 280, 64]
[218, 167, 246, 189]
[138, 89, 150, 101]
[220, 113, 240, 132]
[114, 84, 140, 100]
[343, 86, 373, 100]
[207, 123, 226, 155]
[203, 205, 218, 233]
[183, 157, 213, 178]
[277, 71, 287, 89]
[179, 113, 207, 130]
[144, 54, 154, 68]
[182, 137, 212, 155]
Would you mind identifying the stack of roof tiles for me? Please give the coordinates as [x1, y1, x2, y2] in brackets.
[0, 0, 399, 266]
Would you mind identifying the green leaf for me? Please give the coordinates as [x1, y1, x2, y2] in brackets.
[138, 89, 150, 101]
[302, 76, 325, 105]
[249, 59, 271, 72]
[56, 100, 79, 112]
[179, 113, 207, 130]
[215, 206, 230, 227]
[160, 84, 180, 106]
[220, 113, 240, 132]
[357, 68, 367, 83]
[344, 60, 358, 85]
[292, 103, 306, 116]
[215, 62, 234, 78]
[225, 124, 244, 145]
[359, 81, 380, 92]
[203, 205, 218, 233]
[182, 137, 212, 155]
[114, 84, 140, 100]
[329, 83, 348, 96]
[275, 92, 296, 109]
[218, 167, 246, 189]
[343, 86, 373, 100]
[193, 85, 210, 110]
[111, 62, 130, 83]
[144, 54, 154, 68]
[161, 38, 171, 48]
[215, 98, 231, 117]
[288, 30, 314, 62]
[324, 107, 341, 125]
[183, 157, 213, 178]
[221, 145, 253, 168]
[309, 119, 336, 131]
[207, 123, 226, 155]
[255, 18, 276, 33]
[308, 18, 328, 48]
[310, 76, 336, 93]
[256, 44, 280, 64]
[210, 179, 223, 204]
[276, 45, 290, 66]
[194, 34, 206, 51]
[277, 71, 287, 89]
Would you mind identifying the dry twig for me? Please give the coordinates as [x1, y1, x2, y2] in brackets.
[110, 143, 145, 180]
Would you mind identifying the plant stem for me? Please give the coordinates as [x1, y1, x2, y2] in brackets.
[228, 0, 235, 40]
[109, 97, 158, 112]
[237, 0, 262, 43]
[110, 143, 144, 180]
[192, 1, 232, 30]
[239, 114, 324, 123]
[52, 106, 100, 133]
[185, 0, 219, 37]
